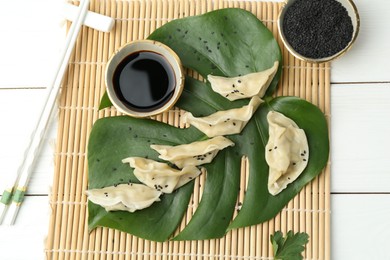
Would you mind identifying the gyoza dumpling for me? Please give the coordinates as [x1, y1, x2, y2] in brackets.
[86, 183, 162, 212]
[208, 61, 279, 101]
[122, 157, 201, 193]
[265, 111, 309, 195]
[150, 136, 234, 168]
[182, 96, 262, 138]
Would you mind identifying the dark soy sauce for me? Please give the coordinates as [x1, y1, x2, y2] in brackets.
[113, 51, 176, 112]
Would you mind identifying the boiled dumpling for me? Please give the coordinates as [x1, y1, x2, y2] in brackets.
[265, 111, 309, 195]
[150, 136, 234, 168]
[86, 183, 162, 212]
[122, 157, 201, 193]
[208, 61, 279, 101]
[182, 96, 262, 138]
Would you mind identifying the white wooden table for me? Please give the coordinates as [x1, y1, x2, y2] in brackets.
[0, 0, 389, 259]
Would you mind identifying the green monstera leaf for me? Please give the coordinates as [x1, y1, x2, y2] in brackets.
[87, 116, 205, 242]
[88, 8, 329, 241]
[100, 8, 282, 109]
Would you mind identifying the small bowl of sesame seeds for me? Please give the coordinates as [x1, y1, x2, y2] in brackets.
[278, 0, 360, 63]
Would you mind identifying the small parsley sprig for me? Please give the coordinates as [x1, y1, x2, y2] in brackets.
[270, 230, 309, 260]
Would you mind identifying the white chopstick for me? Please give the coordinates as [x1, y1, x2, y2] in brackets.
[0, 0, 91, 225]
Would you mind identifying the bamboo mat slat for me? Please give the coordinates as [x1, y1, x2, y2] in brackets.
[45, 1, 331, 259]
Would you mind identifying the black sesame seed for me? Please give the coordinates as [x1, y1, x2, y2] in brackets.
[233, 122, 236, 126]
[304, 150, 307, 154]
[274, 146, 278, 149]
[96, 159, 100, 162]
[301, 153, 305, 156]
[128, 126, 132, 131]
[225, 94, 229, 97]
[303, 159, 307, 161]
[185, 30, 188, 34]
[238, 80, 241, 83]
[165, 185, 168, 188]
[208, 50, 212, 53]
[134, 134, 138, 138]
[120, 178, 124, 181]
[203, 40, 208, 43]
[177, 28, 181, 32]
[269, 149, 272, 152]
[199, 37, 202, 40]
[293, 162, 296, 165]
[245, 65, 249, 68]
[112, 167, 117, 171]
[232, 84, 235, 88]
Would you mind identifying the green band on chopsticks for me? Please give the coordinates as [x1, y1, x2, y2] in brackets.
[1, 190, 13, 205]
[12, 188, 26, 205]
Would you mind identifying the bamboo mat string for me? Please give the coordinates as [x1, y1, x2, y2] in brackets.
[46, 1, 331, 259]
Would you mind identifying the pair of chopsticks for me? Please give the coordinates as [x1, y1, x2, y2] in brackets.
[0, 0, 114, 225]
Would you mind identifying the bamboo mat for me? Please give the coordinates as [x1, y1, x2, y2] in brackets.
[45, 0, 331, 259]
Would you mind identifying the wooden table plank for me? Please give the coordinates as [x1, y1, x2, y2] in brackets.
[0, 196, 49, 260]
[331, 0, 390, 83]
[331, 83, 390, 193]
[331, 194, 390, 259]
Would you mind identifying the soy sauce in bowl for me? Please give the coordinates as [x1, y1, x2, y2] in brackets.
[105, 40, 184, 118]
[113, 51, 176, 112]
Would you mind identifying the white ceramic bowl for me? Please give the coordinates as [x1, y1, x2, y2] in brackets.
[278, 0, 360, 63]
[105, 40, 185, 117]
